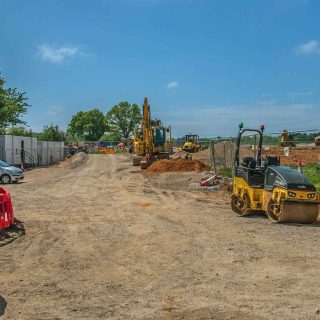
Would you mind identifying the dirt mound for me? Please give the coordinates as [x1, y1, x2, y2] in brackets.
[70, 152, 89, 169]
[173, 148, 212, 166]
[145, 157, 211, 173]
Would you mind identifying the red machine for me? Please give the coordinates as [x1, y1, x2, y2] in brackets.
[117, 142, 126, 149]
[0, 188, 14, 231]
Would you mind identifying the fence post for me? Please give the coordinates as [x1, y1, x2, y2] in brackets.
[231, 138, 235, 177]
[210, 140, 215, 172]
[223, 142, 226, 167]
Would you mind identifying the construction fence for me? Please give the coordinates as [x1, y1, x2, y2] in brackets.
[209, 129, 320, 182]
[0, 135, 66, 167]
[0, 146, 66, 167]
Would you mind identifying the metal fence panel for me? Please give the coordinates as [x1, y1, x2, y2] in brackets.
[210, 138, 235, 176]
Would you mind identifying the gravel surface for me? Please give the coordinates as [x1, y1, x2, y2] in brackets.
[1, 154, 320, 319]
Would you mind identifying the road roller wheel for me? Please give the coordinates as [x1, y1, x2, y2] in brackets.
[267, 199, 318, 224]
[231, 194, 250, 217]
[267, 199, 282, 222]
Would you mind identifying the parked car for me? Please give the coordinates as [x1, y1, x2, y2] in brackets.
[0, 160, 24, 184]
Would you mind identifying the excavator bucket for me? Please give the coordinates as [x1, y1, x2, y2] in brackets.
[0, 188, 14, 231]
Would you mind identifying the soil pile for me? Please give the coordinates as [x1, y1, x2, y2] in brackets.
[70, 152, 89, 169]
[145, 157, 211, 173]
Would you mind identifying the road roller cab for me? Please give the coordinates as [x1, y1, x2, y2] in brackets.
[231, 124, 319, 223]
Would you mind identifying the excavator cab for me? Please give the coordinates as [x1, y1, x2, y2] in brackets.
[153, 127, 166, 148]
[185, 134, 198, 143]
[232, 123, 319, 224]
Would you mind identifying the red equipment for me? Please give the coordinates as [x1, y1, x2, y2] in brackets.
[117, 142, 126, 149]
[0, 188, 14, 231]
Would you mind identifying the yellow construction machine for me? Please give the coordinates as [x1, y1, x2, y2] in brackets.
[280, 130, 296, 147]
[182, 134, 203, 153]
[132, 98, 172, 168]
[315, 135, 320, 147]
[231, 123, 319, 223]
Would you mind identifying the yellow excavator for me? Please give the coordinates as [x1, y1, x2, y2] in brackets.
[280, 130, 296, 147]
[231, 123, 319, 223]
[182, 134, 203, 153]
[132, 98, 172, 168]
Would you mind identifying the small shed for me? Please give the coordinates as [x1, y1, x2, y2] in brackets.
[0, 135, 38, 166]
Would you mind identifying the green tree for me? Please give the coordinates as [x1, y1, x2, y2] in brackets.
[106, 102, 141, 139]
[0, 75, 30, 133]
[6, 126, 33, 137]
[99, 132, 121, 141]
[39, 124, 66, 141]
[67, 109, 106, 141]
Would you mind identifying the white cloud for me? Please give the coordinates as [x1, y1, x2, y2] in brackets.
[166, 81, 179, 89]
[296, 40, 320, 55]
[289, 91, 315, 98]
[45, 106, 63, 116]
[36, 44, 81, 63]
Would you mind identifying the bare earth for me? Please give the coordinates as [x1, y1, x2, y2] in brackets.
[1, 154, 320, 320]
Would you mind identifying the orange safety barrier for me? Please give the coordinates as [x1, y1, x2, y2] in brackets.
[99, 147, 115, 154]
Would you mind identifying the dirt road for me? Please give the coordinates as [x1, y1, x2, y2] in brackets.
[1, 154, 320, 319]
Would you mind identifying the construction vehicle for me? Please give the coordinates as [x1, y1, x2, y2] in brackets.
[231, 123, 319, 223]
[132, 128, 144, 162]
[280, 130, 296, 147]
[182, 134, 203, 153]
[132, 98, 172, 168]
[315, 135, 320, 146]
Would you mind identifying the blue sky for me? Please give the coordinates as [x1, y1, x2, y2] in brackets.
[1, 0, 319, 137]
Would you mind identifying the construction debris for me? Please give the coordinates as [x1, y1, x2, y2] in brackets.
[199, 185, 221, 191]
[200, 173, 222, 186]
[199, 172, 233, 192]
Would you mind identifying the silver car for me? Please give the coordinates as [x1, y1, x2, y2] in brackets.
[0, 160, 24, 184]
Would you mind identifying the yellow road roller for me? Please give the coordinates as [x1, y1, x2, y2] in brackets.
[182, 134, 202, 153]
[231, 124, 319, 223]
